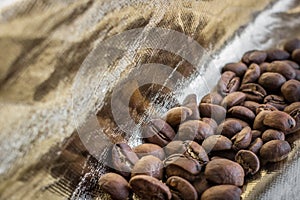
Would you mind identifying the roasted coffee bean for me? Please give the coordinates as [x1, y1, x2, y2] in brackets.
[251, 130, 262, 140]
[258, 72, 286, 91]
[192, 175, 211, 196]
[260, 140, 291, 162]
[266, 61, 296, 80]
[256, 104, 277, 115]
[235, 150, 260, 175]
[204, 158, 244, 186]
[221, 92, 246, 109]
[222, 62, 248, 77]
[284, 102, 300, 133]
[266, 48, 290, 61]
[228, 106, 256, 123]
[282, 60, 300, 69]
[131, 155, 163, 179]
[111, 143, 139, 176]
[133, 143, 165, 160]
[231, 126, 252, 150]
[292, 48, 300, 64]
[182, 94, 200, 120]
[129, 175, 172, 200]
[201, 185, 242, 200]
[165, 107, 192, 128]
[200, 92, 223, 105]
[99, 173, 130, 200]
[201, 118, 218, 133]
[262, 129, 285, 142]
[264, 95, 287, 111]
[263, 111, 296, 132]
[241, 101, 260, 114]
[217, 118, 249, 138]
[165, 154, 202, 181]
[199, 103, 227, 123]
[284, 102, 300, 113]
[166, 176, 198, 200]
[242, 63, 261, 84]
[143, 119, 175, 147]
[284, 38, 300, 53]
[253, 111, 272, 131]
[177, 120, 214, 143]
[242, 50, 267, 64]
[281, 80, 300, 103]
[217, 71, 240, 96]
[248, 138, 263, 154]
[259, 62, 269, 73]
[202, 135, 232, 153]
[240, 83, 267, 102]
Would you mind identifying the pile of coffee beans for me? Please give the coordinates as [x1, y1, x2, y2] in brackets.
[99, 38, 300, 200]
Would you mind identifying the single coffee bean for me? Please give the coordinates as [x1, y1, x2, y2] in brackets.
[177, 120, 214, 143]
[292, 48, 300, 64]
[242, 63, 261, 84]
[204, 158, 244, 186]
[202, 135, 232, 153]
[284, 102, 300, 134]
[266, 48, 290, 61]
[240, 83, 267, 102]
[199, 103, 227, 123]
[281, 79, 300, 103]
[228, 106, 256, 123]
[165, 107, 192, 128]
[248, 138, 263, 154]
[258, 72, 286, 91]
[192, 175, 211, 196]
[217, 71, 240, 96]
[235, 150, 260, 175]
[166, 176, 198, 200]
[231, 126, 252, 151]
[264, 94, 287, 111]
[260, 140, 291, 162]
[133, 143, 165, 160]
[165, 154, 202, 181]
[217, 118, 249, 138]
[201, 185, 242, 200]
[200, 92, 223, 105]
[251, 130, 262, 140]
[99, 173, 130, 200]
[222, 62, 248, 77]
[284, 38, 300, 53]
[256, 104, 277, 115]
[131, 155, 163, 179]
[241, 101, 260, 114]
[143, 119, 175, 147]
[129, 175, 172, 200]
[253, 111, 272, 131]
[282, 60, 300, 69]
[182, 94, 200, 120]
[201, 117, 218, 133]
[262, 129, 285, 142]
[259, 62, 270, 73]
[111, 143, 139, 176]
[266, 61, 296, 80]
[221, 92, 246, 109]
[242, 50, 267, 64]
[284, 102, 300, 113]
[263, 111, 296, 132]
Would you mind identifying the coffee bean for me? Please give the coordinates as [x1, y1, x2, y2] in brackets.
[177, 120, 214, 143]
[166, 176, 198, 200]
[129, 175, 172, 200]
[182, 94, 200, 120]
[263, 111, 296, 132]
[251, 130, 262, 141]
[266, 48, 290, 61]
[264, 94, 287, 111]
[241, 101, 260, 114]
[222, 62, 248, 77]
[133, 143, 165, 160]
[240, 83, 267, 102]
[99, 173, 130, 200]
[266, 61, 296, 80]
[284, 38, 300, 53]
[165, 107, 192, 128]
[259, 62, 270, 73]
[258, 72, 286, 91]
[205, 158, 244, 186]
[231, 126, 252, 150]
[262, 129, 285, 142]
[217, 71, 240, 96]
[281, 80, 300, 103]
[284, 102, 300, 134]
[228, 106, 256, 123]
[201, 185, 242, 200]
[242, 50, 267, 65]
[292, 48, 300, 64]
[192, 175, 211, 196]
[235, 150, 260, 175]
[202, 135, 232, 153]
[260, 140, 291, 162]
[248, 138, 263, 154]
[199, 103, 227, 123]
[201, 92, 223, 105]
[282, 60, 300, 69]
[242, 63, 261, 84]
[253, 111, 272, 131]
[256, 104, 277, 115]
[209, 149, 237, 161]
[201, 118, 218, 133]
[221, 92, 246, 109]
[143, 119, 175, 147]
[217, 118, 249, 138]
[131, 155, 163, 179]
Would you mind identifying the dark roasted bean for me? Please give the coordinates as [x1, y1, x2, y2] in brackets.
[201, 92, 223, 105]
[258, 72, 286, 91]
[292, 48, 300, 64]
[182, 94, 200, 120]
[202, 135, 232, 153]
[231, 126, 252, 150]
[260, 140, 291, 162]
[217, 71, 240, 96]
[165, 107, 192, 128]
[201, 185, 242, 200]
[256, 104, 277, 115]
[263, 111, 296, 132]
[240, 83, 267, 102]
[131, 155, 163, 179]
[221, 92, 246, 109]
[284, 38, 300, 53]
[166, 176, 198, 200]
[228, 106, 256, 123]
[217, 118, 249, 138]
[251, 130, 262, 141]
[253, 111, 271, 131]
[266, 48, 290, 61]
[222, 62, 248, 77]
[281, 80, 300, 103]
[242, 63, 261, 84]
[264, 94, 287, 111]
[242, 50, 267, 65]
[262, 129, 285, 142]
[199, 103, 227, 123]
[284, 102, 300, 133]
[248, 138, 263, 154]
[133, 143, 165, 160]
[235, 150, 260, 175]
[259, 62, 270, 73]
[282, 60, 300, 69]
[242, 101, 261, 114]
[266, 61, 296, 80]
